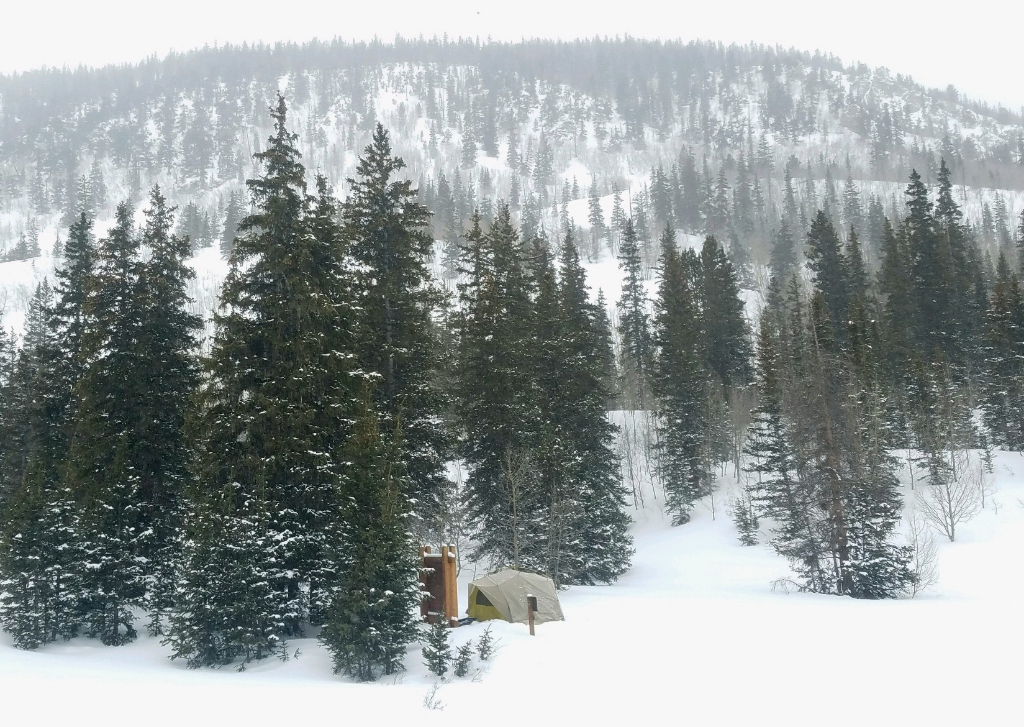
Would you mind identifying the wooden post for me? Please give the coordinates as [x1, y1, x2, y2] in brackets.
[443, 545, 459, 627]
[526, 594, 537, 636]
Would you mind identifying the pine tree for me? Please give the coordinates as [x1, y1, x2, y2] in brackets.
[343, 124, 450, 538]
[166, 491, 287, 668]
[769, 220, 798, 284]
[170, 97, 362, 666]
[421, 618, 453, 677]
[543, 230, 632, 583]
[135, 187, 201, 634]
[0, 327, 23, 508]
[698, 235, 753, 389]
[0, 282, 86, 649]
[453, 641, 474, 676]
[981, 254, 1024, 448]
[587, 178, 606, 258]
[653, 227, 710, 524]
[220, 189, 243, 259]
[67, 202, 147, 646]
[744, 314, 826, 589]
[320, 401, 422, 682]
[617, 218, 654, 408]
[805, 210, 849, 341]
[457, 204, 543, 569]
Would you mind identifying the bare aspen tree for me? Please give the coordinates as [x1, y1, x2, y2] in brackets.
[918, 448, 981, 542]
[498, 446, 539, 570]
[904, 510, 939, 597]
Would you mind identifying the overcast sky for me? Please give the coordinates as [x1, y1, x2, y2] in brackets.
[4, 1, 1022, 109]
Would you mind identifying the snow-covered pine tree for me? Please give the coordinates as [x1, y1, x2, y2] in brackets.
[587, 178, 606, 259]
[981, 254, 1024, 449]
[135, 187, 201, 635]
[551, 230, 632, 582]
[617, 218, 654, 409]
[219, 189, 243, 259]
[653, 227, 710, 524]
[66, 202, 148, 645]
[458, 204, 544, 569]
[166, 491, 287, 668]
[170, 97, 362, 665]
[0, 282, 86, 648]
[49, 212, 96, 454]
[320, 400, 422, 682]
[421, 618, 452, 677]
[0, 328, 27, 509]
[343, 123, 451, 540]
[843, 298, 915, 598]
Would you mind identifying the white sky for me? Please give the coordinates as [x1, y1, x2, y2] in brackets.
[4, 0, 1023, 110]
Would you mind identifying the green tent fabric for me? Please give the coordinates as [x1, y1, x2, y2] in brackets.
[467, 569, 564, 625]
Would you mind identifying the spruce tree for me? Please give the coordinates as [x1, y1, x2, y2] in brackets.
[421, 618, 453, 677]
[698, 235, 753, 389]
[67, 202, 147, 646]
[0, 282, 86, 648]
[547, 230, 632, 582]
[343, 123, 450, 538]
[458, 204, 543, 569]
[320, 401, 422, 682]
[981, 254, 1024, 448]
[50, 212, 96, 450]
[805, 210, 849, 341]
[587, 179, 606, 258]
[769, 220, 798, 285]
[653, 227, 710, 524]
[170, 97, 361, 666]
[617, 218, 654, 408]
[135, 187, 201, 634]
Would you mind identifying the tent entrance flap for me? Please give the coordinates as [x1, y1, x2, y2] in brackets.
[467, 585, 505, 621]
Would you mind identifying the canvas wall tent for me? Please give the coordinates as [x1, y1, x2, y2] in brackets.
[467, 569, 564, 625]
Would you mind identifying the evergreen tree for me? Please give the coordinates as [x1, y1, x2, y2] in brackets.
[170, 97, 361, 666]
[617, 218, 654, 408]
[744, 313, 825, 588]
[0, 282, 86, 649]
[320, 401, 422, 682]
[805, 210, 849, 341]
[135, 187, 201, 634]
[67, 202, 147, 646]
[546, 231, 632, 582]
[699, 235, 753, 388]
[981, 254, 1024, 448]
[653, 226, 710, 524]
[220, 189, 243, 259]
[421, 618, 453, 677]
[587, 179, 606, 258]
[343, 124, 450, 537]
[769, 220, 798, 284]
[457, 204, 542, 569]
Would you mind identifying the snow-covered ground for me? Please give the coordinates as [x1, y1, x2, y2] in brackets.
[2, 445, 1022, 725]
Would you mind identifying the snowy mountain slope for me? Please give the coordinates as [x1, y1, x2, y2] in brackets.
[4, 39, 1024, 335]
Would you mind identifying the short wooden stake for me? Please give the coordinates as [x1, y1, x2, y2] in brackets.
[526, 594, 537, 636]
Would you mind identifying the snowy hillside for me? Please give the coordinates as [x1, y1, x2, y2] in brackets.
[3, 437, 1021, 725]
[4, 38, 1024, 335]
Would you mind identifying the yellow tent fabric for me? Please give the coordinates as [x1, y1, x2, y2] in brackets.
[467, 585, 506, 622]
[467, 569, 564, 624]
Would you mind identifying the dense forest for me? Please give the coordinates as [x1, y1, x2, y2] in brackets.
[0, 38, 1022, 678]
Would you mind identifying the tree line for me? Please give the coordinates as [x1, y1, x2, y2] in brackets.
[0, 97, 631, 677]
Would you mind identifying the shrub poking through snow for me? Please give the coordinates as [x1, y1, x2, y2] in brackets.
[454, 641, 474, 677]
[477, 625, 495, 661]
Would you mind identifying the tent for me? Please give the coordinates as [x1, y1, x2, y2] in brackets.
[467, 569, 564, 625]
